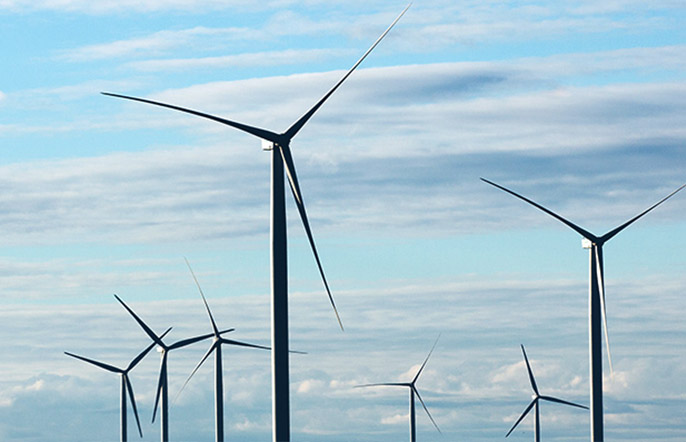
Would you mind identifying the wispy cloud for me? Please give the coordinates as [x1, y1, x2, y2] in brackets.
[1, 51, 685, 246]
[0, 0, 274, 14]
[127, 48, 352, 72]
[58, 27, 253, 62]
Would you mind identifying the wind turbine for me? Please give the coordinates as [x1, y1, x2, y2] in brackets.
[114, 294, 233, 442]
[64, 328, 171, 442]
[356, 335, 441, 442]
[178, 258, 270, 442]
[482, 178, 686, 441]
[103, 6, 408, 440]
[506, 345, 588, 442]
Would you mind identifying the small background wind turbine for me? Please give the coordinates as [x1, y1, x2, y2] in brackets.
[482, 177, 685, 441]
[114, 294, 232, 442]
[506, 345, 588, 442]
[64, 327, 170, 442]
[103, 6, 409, 441]
[178, 258, 270, 442]
[356, 335, 441, 442]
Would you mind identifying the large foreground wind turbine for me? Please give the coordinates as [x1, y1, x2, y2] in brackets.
[506, 345, 588, 442]
[114, 294, 232, 442]
[482, 178, 685, 441]
[65, 329, 170, 442]
[356, 335, 441, 442]
[103, 6, 408, 440]
[179, 258, 270, 442]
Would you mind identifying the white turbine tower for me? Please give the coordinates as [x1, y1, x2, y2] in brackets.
[179, 258, 270, 442]
[482, 178, 685, 441]
[65, 329, 170, 442]
[103, 6, 409, 441]
[505, 345, 588, 442]
[356, 335, 441, 442]
[114, 294, 232, 442]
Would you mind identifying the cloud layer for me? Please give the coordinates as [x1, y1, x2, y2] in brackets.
[1, 276, 684, 440]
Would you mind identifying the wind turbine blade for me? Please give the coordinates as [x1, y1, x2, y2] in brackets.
[413, 334, 440, 384]
[124, 375, 144, 438]
[64, 352, 122, 374]
[168, 331, 215, 350]
[599, 183, 686, 244]
[101, 92, 281, 143]
[283, 3, 410, 140]
[505, 399, 536, 438]
[279, 145, 344, 331]
[289, 349, 308, 355]
[413, 387, 441, 434]
[114, 294, 165, 347]
[174, 342, 217, 404]
[520, 345, 539, 396]
[220, 338, 271, 351]
[127, 327, 172, 371]
[481, 178, 598, 242]
[595, 247, 613, 375]
[539, 395, 589, 410]
[152, 353, 167, 423]
[354, 382, 408, 388]
[184, 257, 220, 336]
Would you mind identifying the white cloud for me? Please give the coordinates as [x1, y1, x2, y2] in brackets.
[380, 412, 407, 425]
[0, 275, 683, 440]
[296, 378, 325, 394]
[0, 0, 274, 14]
[59, 27, 253, 62]
[127, 48, 352, 72]
[1, 53, 684, 248]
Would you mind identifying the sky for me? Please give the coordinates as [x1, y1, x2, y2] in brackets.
[1, 0, 686, 440]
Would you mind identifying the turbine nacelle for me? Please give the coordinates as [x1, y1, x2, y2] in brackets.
[262, 140, 274, 151]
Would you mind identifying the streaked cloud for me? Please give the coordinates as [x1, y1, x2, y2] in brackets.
[127, 48, 353, 72]
[0, 0, 272, 14]
[58, 27, 253, 62]
[2, 1, 685, 440]
[2, 276, 684, 440]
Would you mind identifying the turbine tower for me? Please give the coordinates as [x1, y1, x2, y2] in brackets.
[356, 335, 441, 442]
[65, 329, 170, 442]
[482, 178, 685, 441]
[179, 258, 270, 442]
[102, 7, 408, 440]
[505, 345, 588, 442]
[114, 294, 232, 442]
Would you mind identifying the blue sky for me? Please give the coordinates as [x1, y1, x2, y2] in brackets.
[1, 0, 686, 440]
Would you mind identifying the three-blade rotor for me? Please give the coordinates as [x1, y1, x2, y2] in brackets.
[482, 178, 686, 375]
[103, 4, 411, 332]
[356, 334, 441, 434]
[174, 259, 271, 401]
[64, 327, 170, 439]
[506, 345, 588, 438]
[114, 294, 232, 423]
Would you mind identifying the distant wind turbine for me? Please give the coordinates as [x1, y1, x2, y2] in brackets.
[103, 6, 409, 441]
[506, 345, 588, 442]
[65, 328, 171, 442]
[356, 335, 441, 442]
[482, 178, 685, 441]
[178, 258, 270, 442]
[114, 294, 233, 442]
